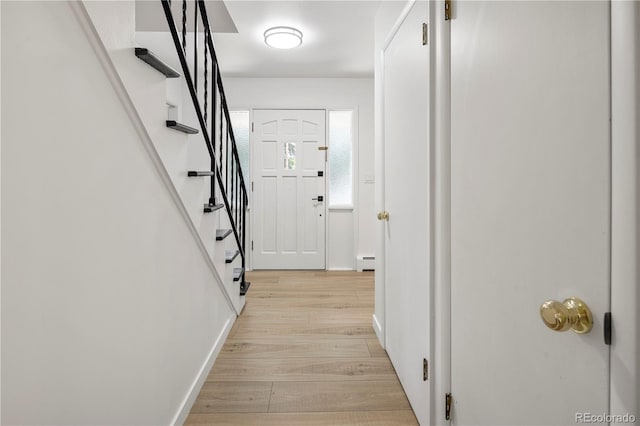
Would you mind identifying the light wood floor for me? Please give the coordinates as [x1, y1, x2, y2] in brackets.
[185, 270, 418, 426]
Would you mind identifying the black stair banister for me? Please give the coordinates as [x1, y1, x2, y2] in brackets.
[135, 48, 181, 78]
[161, 0, 250, 296]
[166, 121, 199, 134]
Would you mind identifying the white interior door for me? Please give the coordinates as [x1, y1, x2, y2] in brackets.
[450, 2, 610, 424]
[252, 109, 326, 270]
[383, 2, 431, 424]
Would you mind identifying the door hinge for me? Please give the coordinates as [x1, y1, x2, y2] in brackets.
[444, 0, 452, 20]
[422, 23, 428, 45]
[251, 181, 254, 192]
[251, 240, 254, 251]
[251, 122, 254, 132]
[445, 393, 452, 421]
[604, 312, 612, 345]
[423, 358, 428, 381]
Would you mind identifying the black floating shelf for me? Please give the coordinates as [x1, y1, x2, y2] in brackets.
[216, 229, 232, 241]
[240, 281, 251, 297]
[204, 203, 224, 214]
[233, 267, 244, 282]
[166, 121, 199, 134]
[225, 250, 240, 263]
[135, 48, 180, 78]
[188, 171, 215, 177]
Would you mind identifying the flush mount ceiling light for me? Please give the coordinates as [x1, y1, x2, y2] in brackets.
[264, 26, 303, 49]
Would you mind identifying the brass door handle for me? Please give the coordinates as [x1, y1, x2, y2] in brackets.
[377, 211, 389, 221]
[539, 297, 593, 334]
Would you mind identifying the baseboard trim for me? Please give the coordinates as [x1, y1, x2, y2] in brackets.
[327, 268, 356, 271]
[171, 315, 234, 426]
[372, 313, 384, 348]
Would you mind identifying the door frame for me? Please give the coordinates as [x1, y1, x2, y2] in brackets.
[248, 106, 361, 271]
[611, 1, 640, 418]
[377, 0, 639, 423]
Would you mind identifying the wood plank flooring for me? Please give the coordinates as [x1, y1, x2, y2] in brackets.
[185, 271, 418, 426]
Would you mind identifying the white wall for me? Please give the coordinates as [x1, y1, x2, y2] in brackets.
[222, 77, 375, 270]
[1, 2, 235, 424]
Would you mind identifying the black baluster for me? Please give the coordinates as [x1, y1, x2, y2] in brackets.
[219, 88, 223, 176]
[194, 1, 198, 92]
[225, 126, 230, 191]
[182, 0, 187, 52]
[235, 163, 239, 228]
[211, 44, 217, 199]
[204, 31, 208, 123]
[242, 193, 246, 256]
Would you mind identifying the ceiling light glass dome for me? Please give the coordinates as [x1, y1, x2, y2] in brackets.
[264, 26, 303, 49]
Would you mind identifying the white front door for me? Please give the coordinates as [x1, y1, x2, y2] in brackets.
[383, 2, 431, 424]
[252, 109, 326, 270]
[450, 2, 610, 424]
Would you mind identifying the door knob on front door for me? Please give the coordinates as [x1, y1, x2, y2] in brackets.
[377, 211, 389, 221]
[312, 196, 323, 202]
[539, 297, 593, 334]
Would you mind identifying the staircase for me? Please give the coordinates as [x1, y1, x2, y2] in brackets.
[135, 0, 250, 309]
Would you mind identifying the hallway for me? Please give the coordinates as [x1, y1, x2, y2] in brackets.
[185, 271, 418, 425]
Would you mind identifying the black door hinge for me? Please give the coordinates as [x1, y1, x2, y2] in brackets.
[422, 23, 428, 45]
[445, 393, 452, 421]
[251, 122, 254, 132]
[604, 312, 612, 345]
[251, 240, 254, 251]
[444, 0, 452, 20]
[423, 358, 428, 381]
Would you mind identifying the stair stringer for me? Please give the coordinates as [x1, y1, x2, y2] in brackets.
[82, 2, 244, 315]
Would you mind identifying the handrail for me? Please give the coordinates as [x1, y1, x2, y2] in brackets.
[160, 0, 249, 286]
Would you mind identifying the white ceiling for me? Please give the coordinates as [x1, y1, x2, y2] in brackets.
[212, 1, 382, 78]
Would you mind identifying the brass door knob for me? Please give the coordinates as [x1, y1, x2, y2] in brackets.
[539, 297, 593, 334]
[377, 211, 389, 221]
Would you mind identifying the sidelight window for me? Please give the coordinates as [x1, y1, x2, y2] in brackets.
[328, 110, 354, 207]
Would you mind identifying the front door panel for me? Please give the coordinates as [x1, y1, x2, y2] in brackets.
[253, 109, 326, 269]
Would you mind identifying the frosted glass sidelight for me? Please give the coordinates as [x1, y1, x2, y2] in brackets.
[329, 111, 353, 206]
[229, 110, 250, 185]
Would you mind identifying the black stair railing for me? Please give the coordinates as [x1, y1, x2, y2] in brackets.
[161, 0, 249, 294]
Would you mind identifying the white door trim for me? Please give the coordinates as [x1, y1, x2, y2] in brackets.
[432, 0, 451, 423]
[611, 1, 640, 418]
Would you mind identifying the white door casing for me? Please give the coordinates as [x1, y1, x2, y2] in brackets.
[252, 109, 326, 270]
[450, 2, 610, 424]
[382, 1, 432, 424]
